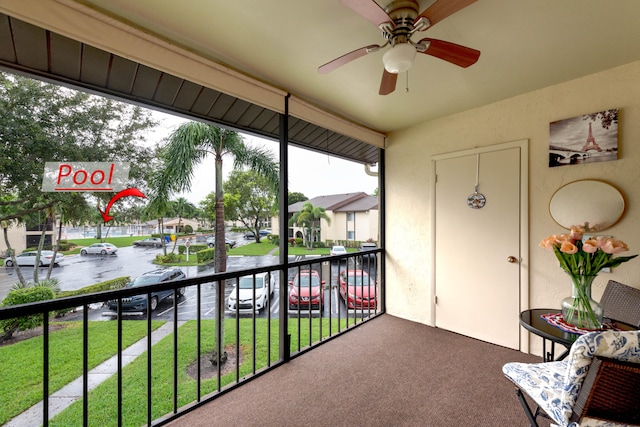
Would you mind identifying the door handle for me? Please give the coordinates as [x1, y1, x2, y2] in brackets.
[507, 256, 518, 263]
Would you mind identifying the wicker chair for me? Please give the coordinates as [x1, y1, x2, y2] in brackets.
[503, 330, 640, 427]
[600, 280, 640, 327]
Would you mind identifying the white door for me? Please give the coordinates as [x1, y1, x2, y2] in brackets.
[433, 142, 526, 349]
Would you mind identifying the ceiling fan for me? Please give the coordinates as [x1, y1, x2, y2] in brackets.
[318, 0, 481, 95]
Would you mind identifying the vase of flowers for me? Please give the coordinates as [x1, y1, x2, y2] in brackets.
[540, 225, 637, 329]
[561, 273, 603, 329]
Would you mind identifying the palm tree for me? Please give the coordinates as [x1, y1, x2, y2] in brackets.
[145, 183, 172, 256]
[169, 197, 196, 253]
[289, 202, 331, 250]
[160, 122, 278, 271]
[159, 121, 279, 364]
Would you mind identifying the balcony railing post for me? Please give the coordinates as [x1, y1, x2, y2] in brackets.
[43, 310, 49, 427]
[215, 279, 224, 390]
[279, 100, 290, 363]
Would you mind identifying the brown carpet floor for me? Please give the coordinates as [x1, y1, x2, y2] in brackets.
[166, 314, 547, 427]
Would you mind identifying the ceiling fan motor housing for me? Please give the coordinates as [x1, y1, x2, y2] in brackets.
[382, 0, 421, 46]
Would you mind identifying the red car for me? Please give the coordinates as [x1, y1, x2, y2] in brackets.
[289, 270, 325, 310]
[339, 269, 377, 310]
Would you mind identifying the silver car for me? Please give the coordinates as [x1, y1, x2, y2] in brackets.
[133, 237, 165, 247]
[80, 243, 118, 255]
[206, 237, 236, 248]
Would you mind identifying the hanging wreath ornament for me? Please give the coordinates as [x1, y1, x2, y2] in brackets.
[467, 154, 486, 209]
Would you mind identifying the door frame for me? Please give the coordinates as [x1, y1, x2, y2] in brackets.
[429, 139, 530, 352]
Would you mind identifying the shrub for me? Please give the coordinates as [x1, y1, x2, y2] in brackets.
[54, 276, 130, 317]
[294, 238, 304, 247]
[184, 225, 193, 234]
[196, 247, 214, 263]
[155, 253, 180, 264]
[0, 286, 56, 341]
[56, 276, 129, 298]
[59, 241, 73, 251]
[178, 244, 207, 255]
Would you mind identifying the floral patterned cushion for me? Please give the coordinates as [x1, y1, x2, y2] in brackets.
[503, 330, 640, 426]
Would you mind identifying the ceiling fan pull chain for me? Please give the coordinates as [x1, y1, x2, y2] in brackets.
[405, 70, 410, 93]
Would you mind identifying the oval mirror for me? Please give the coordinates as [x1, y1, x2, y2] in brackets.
[549, 180, 625, 231]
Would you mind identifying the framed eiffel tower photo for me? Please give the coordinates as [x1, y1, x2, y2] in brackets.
[548, 108, 619, 167]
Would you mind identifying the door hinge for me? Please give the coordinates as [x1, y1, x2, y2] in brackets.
[434, 295, 438, 304]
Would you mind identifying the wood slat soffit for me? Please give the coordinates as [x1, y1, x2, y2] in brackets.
[0, 13, 379, 165]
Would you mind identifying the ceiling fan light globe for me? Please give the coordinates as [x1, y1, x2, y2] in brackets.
[382, 43, 416, 74]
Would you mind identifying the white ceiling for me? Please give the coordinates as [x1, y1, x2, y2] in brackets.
[77, 0, 640, 134]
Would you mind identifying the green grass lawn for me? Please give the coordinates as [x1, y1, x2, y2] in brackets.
[151, 242, 278, 267]
[45, 317, 346, 426]
[228, 242, 277, 256]
[0, 320, 165, 425]
[230, 243, 359, 256]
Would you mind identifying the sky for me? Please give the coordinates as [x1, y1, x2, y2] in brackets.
[147, 111, 379, 206]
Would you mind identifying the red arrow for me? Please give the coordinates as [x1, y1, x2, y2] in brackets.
[99, 188, 146, 222]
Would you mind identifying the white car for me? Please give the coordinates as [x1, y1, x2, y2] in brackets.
[330, 245, 347, 256]
[4, 250, 64, 267]
[80, 243, 118, 255]
[227, 272, 275, 313]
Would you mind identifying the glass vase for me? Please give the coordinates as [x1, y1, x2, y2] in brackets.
[561, 274, 604, 329]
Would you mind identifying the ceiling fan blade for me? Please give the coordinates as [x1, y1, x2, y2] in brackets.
[379, 69, 397, 95]
[340, 0, 394, 28]
[417, 0, 477, 28]
[318, 45, 381, 74]
[417, 38, 480, 68]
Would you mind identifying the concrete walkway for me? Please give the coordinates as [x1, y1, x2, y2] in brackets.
[6, 321, 184, 427]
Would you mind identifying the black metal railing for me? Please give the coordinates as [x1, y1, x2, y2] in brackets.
[0, 249, 383, 426]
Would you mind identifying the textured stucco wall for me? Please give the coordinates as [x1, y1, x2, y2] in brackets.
[385, 60, 640, 354]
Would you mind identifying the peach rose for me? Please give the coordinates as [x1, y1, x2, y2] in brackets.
[539, 236, 559, 250]
[600, 238, 628, 254]
[582, 239, 599, 253]
[569, 226, 584, 241]
[557, 233, 574, 244]
[560, 241, 578, 254]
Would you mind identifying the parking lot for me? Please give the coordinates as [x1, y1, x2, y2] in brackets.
[71, 259, 377, 322]
[1, 236, 378, 321]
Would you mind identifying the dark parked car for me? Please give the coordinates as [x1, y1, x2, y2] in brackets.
[244, 231, 256, 240]
[133, 237, 165, 247]
[358, 242, 378, 266]
[107, 268, 186, 312]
